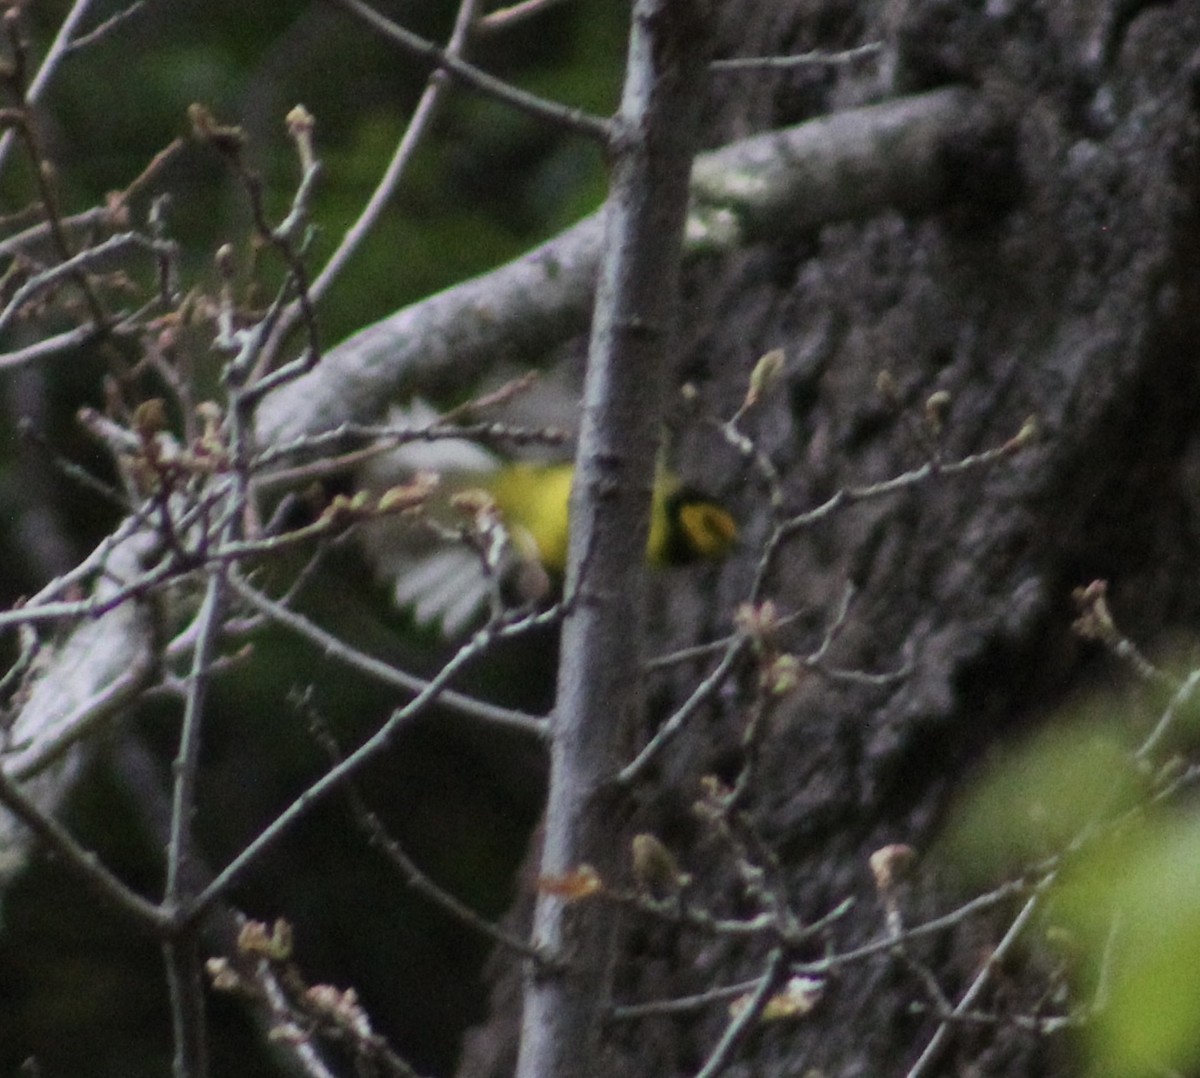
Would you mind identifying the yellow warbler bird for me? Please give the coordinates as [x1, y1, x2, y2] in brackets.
[485, 460, 737, 572]
[360, 403, 737, 635]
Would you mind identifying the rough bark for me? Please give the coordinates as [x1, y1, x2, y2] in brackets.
[461, 1, 1200, 1075]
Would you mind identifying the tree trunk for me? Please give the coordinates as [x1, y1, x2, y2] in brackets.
[462, 1, 1200, 1074]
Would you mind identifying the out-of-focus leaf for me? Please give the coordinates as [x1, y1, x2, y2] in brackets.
[941, 715, 1146, 883]
[1056, 816, 1200, 1077]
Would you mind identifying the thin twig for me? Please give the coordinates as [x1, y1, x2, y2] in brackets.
[0, 763, 168, 929]
[617, 634, 747, 785]
[712, 42, 882, 71]
[5, 649, 155, 780]
[0, 231, 178, 338]
[164, 937, 209, 1078]
[0, 324, 99, 370]
[789, 878, 1037, 976]
[751, 432, 1030, 603]
[477, 0, 569, 33]
[610, 977, 764, 1020]
[265, 0, 484, 365]
[328, 0, 610, 144]
[1137, 666, 1200, 763]
[227, 570, 548, 738]
[183, 603, 559, 922]
[0, 0, 102, 178]
[303, 701, 551, 966]
[904, 892, 1042, 1078]
[62, 1, 146, 54]
[694, 948, 786, 1078]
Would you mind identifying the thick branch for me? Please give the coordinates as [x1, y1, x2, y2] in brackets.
[514, 2, 712, 1075]
[255, 86, 992, 449]
[0, 528, 159, 882]
[0, 85, 1000, 898]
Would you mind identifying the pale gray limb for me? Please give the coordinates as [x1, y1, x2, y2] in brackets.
[255, 86, 993, 449]
[0, 528, 160, 882]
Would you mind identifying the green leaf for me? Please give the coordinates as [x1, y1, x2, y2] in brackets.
[941, 717, 1145, 882]
[1057, 817, 1200, 1076]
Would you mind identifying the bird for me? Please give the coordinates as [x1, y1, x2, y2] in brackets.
[359, 401, 737, 636]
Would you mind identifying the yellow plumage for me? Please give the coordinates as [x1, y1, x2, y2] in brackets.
[486, 462, 737, 572]
[359, 402, 736, 634]
[486, 463, 576, 573]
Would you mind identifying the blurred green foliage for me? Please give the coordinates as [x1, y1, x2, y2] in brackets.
[942, 714, 1147, 880]
[1056, 816, 1200, 1076]
[942, 685, 1200, 1078]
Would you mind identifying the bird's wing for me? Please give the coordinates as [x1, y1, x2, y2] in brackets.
[391, 545, 492, 637]
[357, 400, 502, 635]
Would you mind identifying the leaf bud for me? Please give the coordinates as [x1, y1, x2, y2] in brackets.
[869, 843, 917, 894]
[924, 389, 952, 435]
[744, 348, 785, 409]
[631, 832, 689, 898]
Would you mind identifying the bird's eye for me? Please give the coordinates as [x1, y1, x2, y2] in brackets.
[678, 502, 738, 559]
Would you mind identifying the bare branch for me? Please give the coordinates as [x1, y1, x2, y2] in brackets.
[711, 42, 882, 71]
[694, 948, 786, 1078]
[303, 700, 551, 966]
[226, 571, 548, 739]
[516, 3, 712, 1073]
[265, 0, 485, 363]
[904, 894, 1042, 1078]
[0, 528, 161, 878]
[328, 0, 610, 143]
[687, 86, 997, 252]
[0, 762, 167, 927]
[0, 0, 102, 178]
[62, 2, 147, 54]
[255, 87, 998, 449]
[183, 603, 560, 923]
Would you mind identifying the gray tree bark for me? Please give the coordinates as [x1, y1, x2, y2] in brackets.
[461, 1, 1200, 1075]
[515, 3, 711, 1076]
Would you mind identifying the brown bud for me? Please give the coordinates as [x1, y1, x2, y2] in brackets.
[631, 833, 688, 898]
[205, 957, 241, 992]
[744, 348, 786, 409]
[1071, 579, 1115, 642]
[761, 653, 802, 696]
[734, 600, 781, 648]
[1003, 414, 1039, 454]
[188, 104, 245, 155]
[450, 488, 495, 518]
[924, 390, 952, 435]
[215, 243, 237, 280]
[132, 398, 168, 440]
[869, 843, 917, 893]
[286, 104, 315, 137]
[236, 918, 294, 961]
[876, 369, 901, 405]
[286, 104, 316, 172]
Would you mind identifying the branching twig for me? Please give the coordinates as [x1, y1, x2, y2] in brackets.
[63, 2, 147, 54]
[905, 892, 1042, 1078]
[227, 570, 548, 738]
[329, 0, 610, 144]
[0, 0, 101, 178]
[712, 42, 882, 71]
[0, 762, 167, 927]
[183, 602, 560, 923]
[302, 698, 552, 966]
[264, 0, 485, 366]
[477, 0, 570, 33]
[694, 948, 786, 1078]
